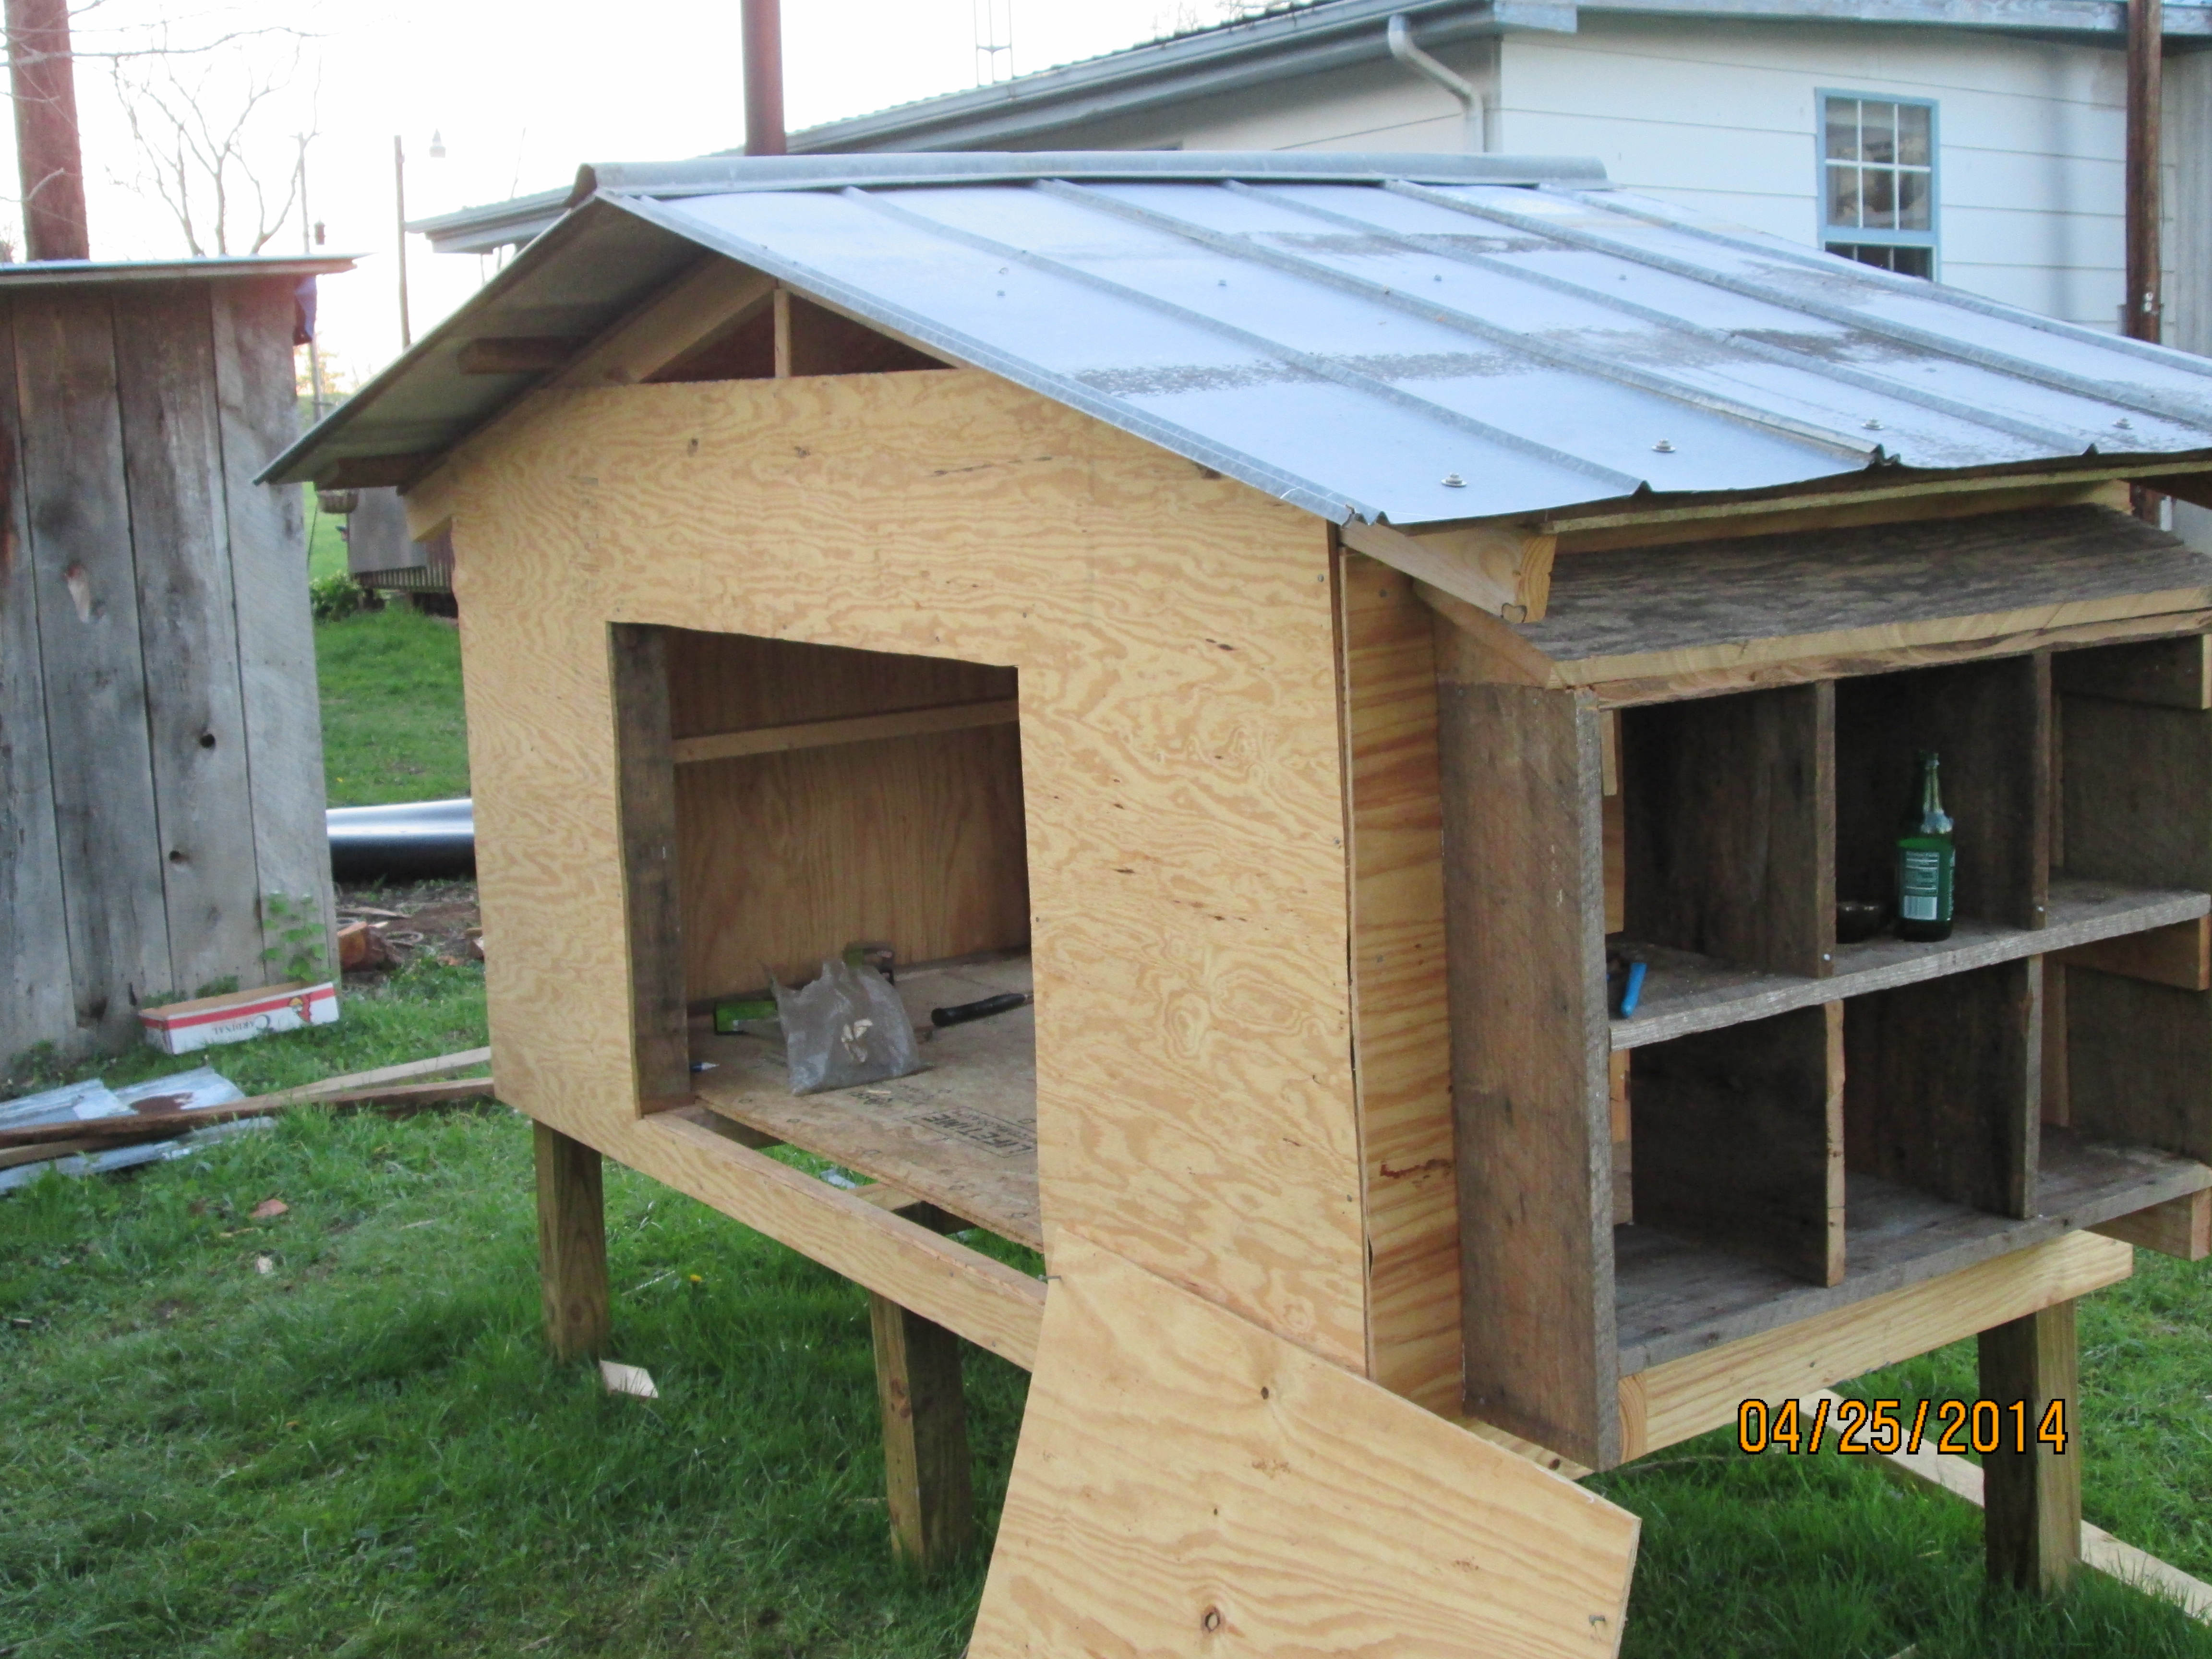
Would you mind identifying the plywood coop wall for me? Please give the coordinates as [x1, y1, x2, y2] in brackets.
[440, 367, 1430, 1375]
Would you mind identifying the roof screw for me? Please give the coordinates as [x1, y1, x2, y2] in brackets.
[2116, 417, 2134, 429]
[1863, 418, 1883, 430]
[1441, 472, 1466, 487]
[1652, 439, 1675, 453]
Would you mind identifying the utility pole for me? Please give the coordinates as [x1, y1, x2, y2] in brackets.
[743, 0, 786, 156]
[300, 136, 325, 419]
[394, 135, 412, 349]
[2127, 0, 2163, 521]
[2126, 0, 2163, 347]
[6, 0, 89, 260]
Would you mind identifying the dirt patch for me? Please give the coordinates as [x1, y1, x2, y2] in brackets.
[336, 880, 481, 981]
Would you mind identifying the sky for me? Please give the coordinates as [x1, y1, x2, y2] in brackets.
[24, 0, 1254, 384]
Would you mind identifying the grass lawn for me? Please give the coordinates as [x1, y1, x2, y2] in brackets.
[316, 607, 471, 807]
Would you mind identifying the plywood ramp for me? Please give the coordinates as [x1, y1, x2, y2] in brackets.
[970, 1232, 1638, 1659]
[446, 370, 1369, 1370]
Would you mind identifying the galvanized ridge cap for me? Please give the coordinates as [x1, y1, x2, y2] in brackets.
[568, 152, 1609, 208]
[1590, 0, 2212, 27]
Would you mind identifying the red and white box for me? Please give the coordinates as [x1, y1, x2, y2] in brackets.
[139, 981, 340, 1055]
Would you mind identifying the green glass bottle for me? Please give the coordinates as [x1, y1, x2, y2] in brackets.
[1895, 749, 1956, 942]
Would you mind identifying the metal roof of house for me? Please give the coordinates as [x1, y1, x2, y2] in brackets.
[268, 154, 2212, 529]
[0, 253, 358, 288]
[411, 0, 2212, 253]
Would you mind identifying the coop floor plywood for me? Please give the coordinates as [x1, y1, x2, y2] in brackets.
[690, 956, 1041, 1249]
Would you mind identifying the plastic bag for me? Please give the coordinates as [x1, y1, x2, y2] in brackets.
[773, 958, 925, 1095]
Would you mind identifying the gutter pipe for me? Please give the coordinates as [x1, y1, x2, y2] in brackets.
[1386, 13, 1491, 153]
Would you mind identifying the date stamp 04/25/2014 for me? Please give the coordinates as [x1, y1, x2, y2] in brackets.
[1737, 1395, 2070, 1457]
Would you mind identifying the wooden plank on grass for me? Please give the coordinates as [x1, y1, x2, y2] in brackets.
[968, 1231, 1639, 1659]
[0, 299, 76, 1070]
[211, 276, 333, 979]
[14, 287, 173, 1045]
[113, 282, 262, 999]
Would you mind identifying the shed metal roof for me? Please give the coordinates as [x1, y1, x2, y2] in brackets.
[0, 253, 358, 289]
[268, 154, 2212, 529]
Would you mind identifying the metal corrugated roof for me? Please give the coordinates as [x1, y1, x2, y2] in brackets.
[0, 254, 358, 288]
[267, 155, 2212, 528]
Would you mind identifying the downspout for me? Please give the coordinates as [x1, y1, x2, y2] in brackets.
[1386, 12, 1491, 153]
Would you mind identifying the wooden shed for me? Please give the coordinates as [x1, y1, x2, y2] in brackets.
[2, 256, 351, 1080]
[270, 153, 2212, 1652]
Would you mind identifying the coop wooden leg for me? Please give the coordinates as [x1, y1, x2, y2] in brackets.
[868, 1290, 974, 1567]
[534, 1121, 611, 1362]
[1979, 1298, 2081, 1595]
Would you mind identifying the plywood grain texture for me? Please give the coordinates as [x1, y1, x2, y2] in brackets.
[1615, 1231, 2132, 1461]
[113, 282, 261, 995]
[0, 301, 75, 1075]
[14, 289, 171, 1046]
[967, 1231, 1639, 1659]
[1336, 551, 1458, 1415]
[211, 277, 334, 973]
[445, 371, 1368, 1367]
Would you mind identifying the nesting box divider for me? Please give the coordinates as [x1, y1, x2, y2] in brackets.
[2056, 637, 2212, 1168]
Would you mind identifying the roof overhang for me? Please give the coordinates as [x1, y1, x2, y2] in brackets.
[0, 254, 359, 288]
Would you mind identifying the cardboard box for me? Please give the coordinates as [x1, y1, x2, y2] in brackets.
[139, 981, 340, 1054]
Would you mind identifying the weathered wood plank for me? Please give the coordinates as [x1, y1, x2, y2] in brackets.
[1631, 1003, 1844, 1286]
[0, 299, 75, 1074]
[2051, 633, 2212, 709]
[1616, 1233, 2130, 1462]
[1845, 959, 2041, 1219]
[609, 623, 691, 1111]
[2066, 969, 2212, 1163]
[968, 1232, 1641, 1659]
[534, 1121, 612, 1362]
[1612, 877, 2204, 1050]
[1336, 552, 1457, 1415]
[14, 288, 173, 1044]
[868, 1292, 974, 1568]
[1438, 652, 1616, 1468]
[211, 277, 333, 981]
[2062, 693, 2212, 893]
[2091, 1188, 2212, 1259]
[1614, 1129, 2199, 1375]
[113, 282, 261, 998]
[1622, 680, 1834, 977]
[2057, 915, 2212, 989]
[1502, 507, 2209, 688]
[1980, 1299, 2082, 1596]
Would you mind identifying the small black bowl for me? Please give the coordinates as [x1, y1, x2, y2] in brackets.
[1836, 900, 1887, 944]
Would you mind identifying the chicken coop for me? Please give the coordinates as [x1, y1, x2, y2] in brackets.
[269, 152, 2212, 1653]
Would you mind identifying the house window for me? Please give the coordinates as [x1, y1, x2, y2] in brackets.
[1821, 94, 1936, 278]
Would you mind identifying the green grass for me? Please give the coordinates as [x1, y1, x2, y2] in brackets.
[316, 607, 471, 807]
[305, 486, 348, 584]
[4, 956, 2211, 1657]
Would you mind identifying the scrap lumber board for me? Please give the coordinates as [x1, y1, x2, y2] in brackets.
[0, 1076, 497, 1148]
[969, 1231, 1639, 1659]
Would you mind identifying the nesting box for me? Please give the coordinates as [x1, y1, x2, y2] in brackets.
[272, 153, 2212, 1651]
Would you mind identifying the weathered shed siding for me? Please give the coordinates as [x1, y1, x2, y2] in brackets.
[0, 275, 334, 1081]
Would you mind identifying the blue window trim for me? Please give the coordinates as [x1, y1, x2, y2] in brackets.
[1816, 89, 1940, 275]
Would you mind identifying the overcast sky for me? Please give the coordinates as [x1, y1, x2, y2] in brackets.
[30, 0, 1242, 382]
